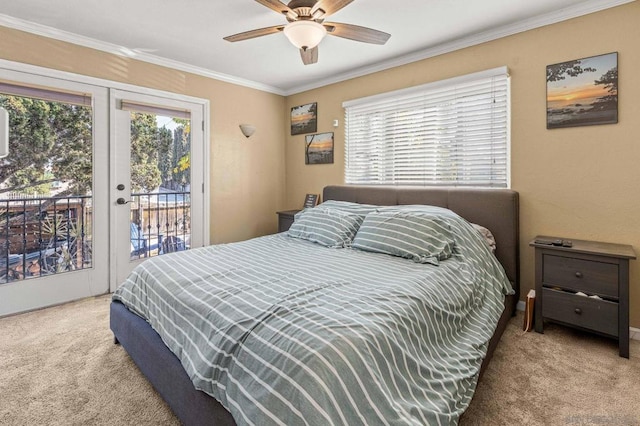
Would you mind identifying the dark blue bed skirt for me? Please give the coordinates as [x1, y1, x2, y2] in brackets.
[109, 301, 236, 426]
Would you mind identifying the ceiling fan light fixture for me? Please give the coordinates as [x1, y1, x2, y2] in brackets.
[283, 20, 327, 51]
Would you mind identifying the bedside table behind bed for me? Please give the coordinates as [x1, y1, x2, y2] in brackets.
[276, 209, 301, 233]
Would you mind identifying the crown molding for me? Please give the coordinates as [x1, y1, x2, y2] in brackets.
[0, 14, 287, 96]
[282, 0, 636, 95]
[0, 0, 635, 97]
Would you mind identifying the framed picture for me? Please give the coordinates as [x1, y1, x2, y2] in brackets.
[303, 193, 320, 208]
[546, 52, 618, 129]
[291, 102, 317, 135]
[305, 132, 334, 165]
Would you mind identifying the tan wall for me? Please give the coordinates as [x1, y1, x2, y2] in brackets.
[0, 26, 286, 244]
[284, 3, 640, 326]
[2, 4, 640, 325]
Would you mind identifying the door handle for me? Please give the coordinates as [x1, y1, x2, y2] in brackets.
[116, 198, 130, 205]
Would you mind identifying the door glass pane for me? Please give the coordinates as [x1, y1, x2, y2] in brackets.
[129, 112, 191, 260]
[0, 91, 93, 283]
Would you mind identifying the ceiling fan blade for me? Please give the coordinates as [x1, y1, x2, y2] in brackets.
[300, 46, 319, 65]
[223, 25, 285, 42]
[255, 0, 298, 19]
[311, 0, 354, 17]
[324, 22, 390, 44]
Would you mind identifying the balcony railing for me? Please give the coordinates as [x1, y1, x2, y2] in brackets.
[0, 195, 92, 283]
[0, 190, 191, 283]
[129, 190, 190, 260]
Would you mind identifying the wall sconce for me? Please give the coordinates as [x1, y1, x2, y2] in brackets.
[0, 107, 8, 158]
[239, 123, 256, 138]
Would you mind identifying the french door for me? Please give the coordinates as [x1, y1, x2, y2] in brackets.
[110, 90, 206, 289]
[0, 70, 109, 316]
[0, 64, 208, 316]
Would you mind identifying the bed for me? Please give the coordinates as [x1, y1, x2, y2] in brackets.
[110, 185, 519, 425]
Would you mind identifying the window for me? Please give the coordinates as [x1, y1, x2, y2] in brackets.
[0, 81, 95, 282]
[343, 67, 510, 187]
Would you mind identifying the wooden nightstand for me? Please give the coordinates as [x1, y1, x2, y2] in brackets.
[276, 210, 301, 233]
[530, 236, 636, 358]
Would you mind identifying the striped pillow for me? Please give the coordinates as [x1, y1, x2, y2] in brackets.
[315, 200, 379, 218]
[288, 208, 363, 248]
[352, 210, 455, 265]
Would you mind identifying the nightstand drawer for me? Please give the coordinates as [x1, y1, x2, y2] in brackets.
[543, 254, 618, 299]
[542, 288, 618, 337]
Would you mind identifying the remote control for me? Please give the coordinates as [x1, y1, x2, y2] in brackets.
[534, 238, 554, 245]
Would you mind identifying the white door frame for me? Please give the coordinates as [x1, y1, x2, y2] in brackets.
[0, 59, 210, 312]
[109, 89, 208, 291]
[0, 69, 109, 316]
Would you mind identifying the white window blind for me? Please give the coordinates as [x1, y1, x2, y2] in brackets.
[343, 67, 510, 187]
[120, 100, 190, 119]
[0, 82, 92, 106]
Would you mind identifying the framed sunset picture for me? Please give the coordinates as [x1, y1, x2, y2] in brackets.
[291, 102, 317, 135]
[546, 52, 618, 129]
[305, 132, 334, 165]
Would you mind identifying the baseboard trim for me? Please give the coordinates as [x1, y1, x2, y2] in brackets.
[516, 300, 640, 341]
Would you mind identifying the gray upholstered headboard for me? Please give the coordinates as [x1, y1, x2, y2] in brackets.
[323, 185, 520, 293]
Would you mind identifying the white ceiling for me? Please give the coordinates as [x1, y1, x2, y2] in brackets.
[0, 0, 632, 95]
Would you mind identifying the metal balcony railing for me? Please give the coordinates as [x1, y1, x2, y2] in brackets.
[0, 195, 92, 284]
[0, 190, 191, 283]
[129, 190, 190, 260]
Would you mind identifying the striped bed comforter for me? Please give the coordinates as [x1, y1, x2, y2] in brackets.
[113, 212, 512, 426]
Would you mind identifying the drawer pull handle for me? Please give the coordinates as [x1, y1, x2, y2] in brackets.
[575, 308, 582, 315]
[575, 272, 583, 278]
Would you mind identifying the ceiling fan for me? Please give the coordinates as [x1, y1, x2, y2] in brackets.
[223, 0, 391, 65]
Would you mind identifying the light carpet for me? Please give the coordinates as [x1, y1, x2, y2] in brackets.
[1, 294, 639, 425]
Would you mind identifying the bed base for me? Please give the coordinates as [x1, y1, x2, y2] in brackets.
[110, 301, 235, 426]
[110, 185, 519, 425]
[111, 295, 515, 425]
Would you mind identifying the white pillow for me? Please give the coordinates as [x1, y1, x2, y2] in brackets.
[471, 223, 496, 253]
